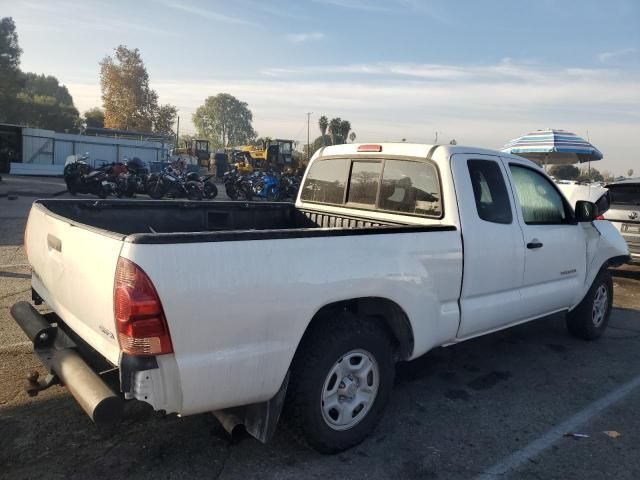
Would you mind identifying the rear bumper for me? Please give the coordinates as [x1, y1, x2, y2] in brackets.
[10, 301, 124, 425]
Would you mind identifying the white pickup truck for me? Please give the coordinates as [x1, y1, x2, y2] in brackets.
[12, 143, 629, 453]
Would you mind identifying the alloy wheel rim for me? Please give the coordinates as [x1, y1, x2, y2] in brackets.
[592, 284, 608, 327]
[320, 349, 379, 431]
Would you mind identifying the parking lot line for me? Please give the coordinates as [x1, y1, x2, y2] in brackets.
[475, 373, 640, 479]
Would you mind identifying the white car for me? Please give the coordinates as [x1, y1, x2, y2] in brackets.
[13, 143, 629, 453]
[604, 179, 640, 264]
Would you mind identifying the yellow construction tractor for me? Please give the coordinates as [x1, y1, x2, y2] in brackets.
[174, 139, 211, 169]
[237, 139, 294, 171]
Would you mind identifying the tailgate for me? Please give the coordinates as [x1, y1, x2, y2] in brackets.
[26, 203, 124, 365]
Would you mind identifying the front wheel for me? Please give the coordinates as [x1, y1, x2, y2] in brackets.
[283, 313, 395, 453]
[566, 270, 613, 340]
[147, 176, 164, 199]
[204, 181, 218, 199]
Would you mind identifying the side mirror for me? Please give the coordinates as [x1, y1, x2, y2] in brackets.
[575, 200, 598, 222]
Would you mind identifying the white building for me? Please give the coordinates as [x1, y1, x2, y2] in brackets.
[1, 125, 170, 176]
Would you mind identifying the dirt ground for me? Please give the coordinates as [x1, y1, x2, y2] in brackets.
[1, 177, 640, 479]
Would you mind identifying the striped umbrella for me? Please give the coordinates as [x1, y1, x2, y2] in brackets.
[501, 129, 603, 166]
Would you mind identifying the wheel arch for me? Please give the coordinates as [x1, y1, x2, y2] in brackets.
[295, 297, 415, 362]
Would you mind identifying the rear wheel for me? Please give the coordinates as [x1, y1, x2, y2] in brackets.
[566, 270, 613, 340]
[283, 312, 395, 453]
[204, 181, 218, 199]
[186, 181, 203, 200]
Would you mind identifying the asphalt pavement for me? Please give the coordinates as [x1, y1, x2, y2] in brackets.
[1, 176, 639, 480]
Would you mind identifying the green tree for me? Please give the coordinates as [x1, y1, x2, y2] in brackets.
[328, 117, 341, 145]
[628, 169, 634, 178]
[578, 167, 604, 183]
[192, 93, 257, 148]
[0, 17, 23, 122]
[17, 73, 80, 132]
[84, 107, 105, 128]
[339, 120, 351, 145]
[318, 115, 328, 146]
[349, 131, 356, 143]
[548, 164, 580, 180]
[153, 104, 177, 135]
[100, 45, 172, 132]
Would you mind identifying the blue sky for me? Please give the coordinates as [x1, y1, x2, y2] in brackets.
[4, 0, 640, 173]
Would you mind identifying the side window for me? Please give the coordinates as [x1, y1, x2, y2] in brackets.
[509, 165, 568, 224]
[467, 159, 512, 224]
[300, 158, 350, 204]
[347, 161, 382, 205]
[379, 160, 442, 217]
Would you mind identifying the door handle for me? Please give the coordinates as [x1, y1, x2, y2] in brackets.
[527, 241, 543, 249]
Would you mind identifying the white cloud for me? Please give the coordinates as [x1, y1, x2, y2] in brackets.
[598, 48, 636, 62]
[65, 60, 640, 172]
[312, 0, 392, 13]
[286, 32, 325, 43]
[151, 0, 258, 26]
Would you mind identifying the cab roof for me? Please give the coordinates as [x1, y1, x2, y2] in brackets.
[315, 143, 534, 165]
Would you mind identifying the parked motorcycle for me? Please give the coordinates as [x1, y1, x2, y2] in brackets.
[63, 154, 115, 198]
[184, 171, 218, 199]
[146, 166, 204, 200]
[114, 157, 149, 198]
[249, 170, 282, 200]
[279, 172, 301, 200]
[223, 167, 253, 200]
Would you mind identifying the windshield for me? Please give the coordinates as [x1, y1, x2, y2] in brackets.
[609, 185, 640, 205]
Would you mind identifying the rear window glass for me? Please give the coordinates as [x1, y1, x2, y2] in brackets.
[379, 160, 442, 216]
[609, 185, 640, 205]
[347, 161, 382, 205]
[300, 158, 350, 204]
[467, 159, 512, 224]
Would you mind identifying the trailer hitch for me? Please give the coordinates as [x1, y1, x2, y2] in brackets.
[26, 371, 60, 396]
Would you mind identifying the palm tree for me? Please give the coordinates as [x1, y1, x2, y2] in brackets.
[318, 115, 328, 146]
[349, 131, 356, 143]
[339, 120, 351, 145]
[328, 117, 341, 145]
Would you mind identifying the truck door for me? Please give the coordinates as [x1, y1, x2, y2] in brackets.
[451, 154, 526, 338]
[502, 159, 586, 318]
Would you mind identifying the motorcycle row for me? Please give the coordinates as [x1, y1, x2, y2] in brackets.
[64, 154, 302, 201]
[63, 154, 218, 200]
[223, 167, 301, 201]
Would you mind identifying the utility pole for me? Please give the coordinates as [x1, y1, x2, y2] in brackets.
[175, 116, 180, 148]
[434, 131, 438, 144]
[306, 112, 313, 163]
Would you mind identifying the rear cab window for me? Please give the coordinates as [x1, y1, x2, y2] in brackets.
[608, 184, 640, 206]
[467, 159, 512, 224]
[301, 156, 443, 218]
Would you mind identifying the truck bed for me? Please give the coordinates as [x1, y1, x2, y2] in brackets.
[37, 199, 452, 244]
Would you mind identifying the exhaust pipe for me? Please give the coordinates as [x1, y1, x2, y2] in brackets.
[212, 410, 246, 440]
[11, 301, 124, 426]
[51, 349, 123, 426]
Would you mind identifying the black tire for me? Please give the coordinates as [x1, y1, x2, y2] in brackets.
[283, 312, 395, 453]
[148, 176, 164, 199]
[186, 181, 203, 200]
[566, 270, 613, 340]
[225, 185, 238, 200]
[204, 181, 218, 199]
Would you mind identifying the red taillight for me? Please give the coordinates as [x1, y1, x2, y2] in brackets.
[114, 257, 173, 356]
[357, 144, 382, 152]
